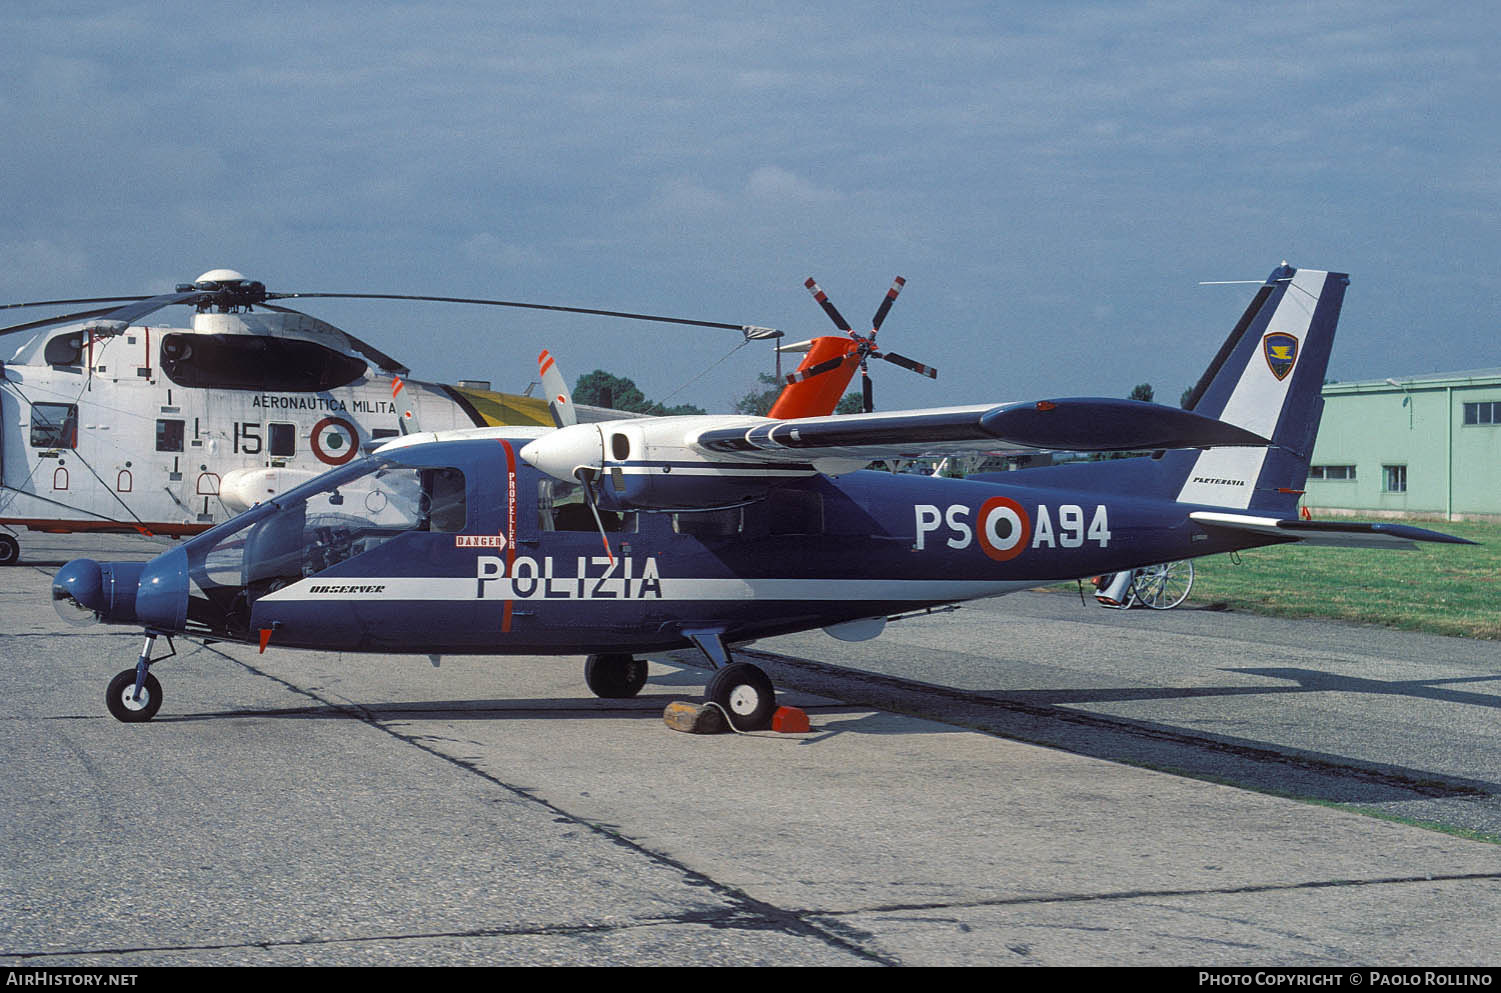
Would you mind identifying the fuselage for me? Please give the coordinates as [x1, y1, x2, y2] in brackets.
[81, 430, 1267, 657]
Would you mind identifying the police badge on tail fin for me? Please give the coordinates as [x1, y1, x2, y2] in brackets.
[1262, 332, 1299, 381]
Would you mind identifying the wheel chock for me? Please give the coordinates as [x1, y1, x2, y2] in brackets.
[663, 701, 812, 734]
[771, 706, 810, 734]
[663, 701, 727, 734]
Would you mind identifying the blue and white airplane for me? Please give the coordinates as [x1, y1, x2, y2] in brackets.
[53, 263, 1472, 728]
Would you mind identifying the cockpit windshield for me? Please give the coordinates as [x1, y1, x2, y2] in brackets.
[185, 458, 465, 634]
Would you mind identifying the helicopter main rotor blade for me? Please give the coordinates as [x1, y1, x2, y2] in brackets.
[0, 291, 202, 339]
[259, 302, 411, 375]
[0, 295, 150, 312]
[0, 306, 129, 338]
[267, 292, 780, 340]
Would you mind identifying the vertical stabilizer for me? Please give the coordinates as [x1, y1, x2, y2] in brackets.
[1175, 264, 1348, 513]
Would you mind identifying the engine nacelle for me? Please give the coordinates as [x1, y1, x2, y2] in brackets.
[520, 417, 820, 511]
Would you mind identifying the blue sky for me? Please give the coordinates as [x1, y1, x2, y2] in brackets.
[3, 1, 1496, 411]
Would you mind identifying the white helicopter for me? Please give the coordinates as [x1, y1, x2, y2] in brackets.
[0, 269, 780, 565]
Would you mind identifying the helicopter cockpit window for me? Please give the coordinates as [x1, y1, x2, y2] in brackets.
[43, 332, 83, 367]
[30, 403, 78, 448]
[538, 479, 634, 533]
[159, 333, 367, 392]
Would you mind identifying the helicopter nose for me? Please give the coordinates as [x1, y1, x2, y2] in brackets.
[135, 546, 190, 631]
[52, 559, 146, 626]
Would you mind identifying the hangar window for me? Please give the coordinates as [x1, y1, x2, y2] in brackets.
[1462, 401, 1498, 425]
[1382, 465, 1407, 493]
[1309, 464, 1356, 481]
[31, 403, 78, 448]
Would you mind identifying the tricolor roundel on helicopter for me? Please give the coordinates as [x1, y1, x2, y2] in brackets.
[310, 417, 360, 465]
[1262, 332, 1299, 381]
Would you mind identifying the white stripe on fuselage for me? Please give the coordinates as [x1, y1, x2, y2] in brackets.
[1175, 269, 1327, 509]
[258, 574, 1038, 603]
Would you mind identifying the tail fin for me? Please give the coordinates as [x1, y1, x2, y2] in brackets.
[767, 336, 861, 419]
[1174, 263, 1348, 513]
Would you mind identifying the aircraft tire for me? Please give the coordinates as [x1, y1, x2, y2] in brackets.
[106, 669, 162, 724]
[705, 662, 776, 732]
[584, 654, 648, 698]
[0, 533, 18, 566]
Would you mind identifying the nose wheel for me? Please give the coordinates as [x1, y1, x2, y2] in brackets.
[106, 668, 162, 723]
[104, 633, 175, 724]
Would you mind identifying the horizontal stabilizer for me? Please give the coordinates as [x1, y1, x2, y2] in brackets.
[1190, 512, 1477, 549]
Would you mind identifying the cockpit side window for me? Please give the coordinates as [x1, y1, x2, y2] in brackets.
[189, 461, 471, 634]
[538, 479, 634, 533]
[424, 467, 467, 533]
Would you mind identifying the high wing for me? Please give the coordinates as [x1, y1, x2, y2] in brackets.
[1190, 512, 1477, 549]
[518, 397, 1274, 513]
[690, 397, 1271, 465]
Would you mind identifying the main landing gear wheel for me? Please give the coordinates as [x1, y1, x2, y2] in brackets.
[705, 662, 777, 731]
[106, 668, 162, 723]
[0, 533, 18, 566]
[1131, 559, 1195, 610]
[584, 654, 648, 698]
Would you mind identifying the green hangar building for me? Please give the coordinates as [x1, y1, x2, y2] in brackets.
[1301, 368, 1501, 522]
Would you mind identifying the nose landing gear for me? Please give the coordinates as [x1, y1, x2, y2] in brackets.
[105, 633, 175, 723]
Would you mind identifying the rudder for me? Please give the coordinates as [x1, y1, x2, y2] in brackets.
[1175, 264, 1348, 513]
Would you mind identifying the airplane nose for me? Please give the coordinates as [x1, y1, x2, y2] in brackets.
[52, 559, 103, 625]
[52, 558, 146, 626]
[135, 546, 190, 631]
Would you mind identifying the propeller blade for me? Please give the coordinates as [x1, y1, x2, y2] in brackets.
[862, 370, 874, 413]
[392, 375, 422, 435]
[879, 351, 938, 379]
[268, 292, 779, 340]
[538, 349, 577, 428]
[803, 278, 852, 332]
[870, 276, 905, 332]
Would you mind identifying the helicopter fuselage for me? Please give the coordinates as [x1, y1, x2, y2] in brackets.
[0, 309, 551, 545]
